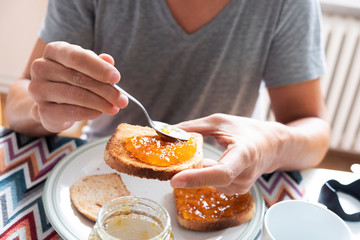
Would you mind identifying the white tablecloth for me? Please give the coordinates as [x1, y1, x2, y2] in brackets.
[300, 168, 360, 239]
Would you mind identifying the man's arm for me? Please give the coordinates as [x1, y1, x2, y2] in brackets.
[267, 78, 330, 170]
[5, 39, 51, 136]
[170, 78, 330, 194]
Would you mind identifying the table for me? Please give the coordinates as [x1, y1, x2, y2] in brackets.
[1, 127, 359, 239]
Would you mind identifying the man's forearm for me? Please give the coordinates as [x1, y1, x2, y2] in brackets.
[5, 79, 54, 136]
[276, 117, 330, 171]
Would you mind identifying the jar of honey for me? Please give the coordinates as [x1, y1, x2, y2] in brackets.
[89, 196, 173, 240]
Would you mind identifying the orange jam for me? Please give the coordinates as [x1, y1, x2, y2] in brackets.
[124, 136, 197, 167]
[174, 187, 253, 221]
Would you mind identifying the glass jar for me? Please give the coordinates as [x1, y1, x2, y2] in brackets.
[89, 196, 173, 240]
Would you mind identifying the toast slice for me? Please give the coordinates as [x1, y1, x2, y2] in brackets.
[70, 173, 130, 222]
[174, 187, 255, 231]
[104, 123, 203, 181]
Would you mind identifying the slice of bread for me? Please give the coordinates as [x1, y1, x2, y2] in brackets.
[174, 187, 255, 231]
[70, 173, 130, 222]
[104, 123, 203, 181]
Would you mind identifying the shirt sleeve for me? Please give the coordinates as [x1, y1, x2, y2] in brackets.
[263, 0, 326, 87]
[39, 0, 95, 49]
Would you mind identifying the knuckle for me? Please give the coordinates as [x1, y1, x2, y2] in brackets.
[215, 167, 235, 186]
[28, 82, 43, 100]
[210, 113, 225, 121]
[246, 143, 258, 164]
[43, 41, 60, 58]
[70, 70, 87, 86]
[236, 142, 257, 167]
[68, 104, 77, 122]
[30, 59, 45, 78]
[36, 102, 49, 115]
[208, 113, 228, 126]
[28, 82, 36, 95]
[66, 85, 83, 102]
[108, 85, 122, 102]
[67, 45, 85, 68]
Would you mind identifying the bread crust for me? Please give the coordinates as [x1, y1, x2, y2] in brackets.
[104, 123, 203, 181]
[174, 188, 256, 231]
[70, 173, 130, 222]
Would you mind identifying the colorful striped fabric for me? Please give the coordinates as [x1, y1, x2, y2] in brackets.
[0, 127, 86, 240]
[258, 171, 305, 208]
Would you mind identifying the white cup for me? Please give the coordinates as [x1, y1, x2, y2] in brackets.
[263, 200, 352, 240]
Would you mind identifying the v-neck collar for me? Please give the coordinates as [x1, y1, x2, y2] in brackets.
[155, 0, 239, 40]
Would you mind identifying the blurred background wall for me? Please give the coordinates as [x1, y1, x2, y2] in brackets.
[0, 0, 48, 92]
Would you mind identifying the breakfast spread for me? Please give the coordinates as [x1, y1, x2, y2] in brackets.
[70, 123, 255, 237]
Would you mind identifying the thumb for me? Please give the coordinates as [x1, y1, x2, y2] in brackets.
[177, 115, 229, 137]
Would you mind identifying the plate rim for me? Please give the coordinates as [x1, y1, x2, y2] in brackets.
[43, 137, 265, 240]
[43, 137, 108, 239]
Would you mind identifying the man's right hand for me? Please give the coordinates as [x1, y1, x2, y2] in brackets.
[28, 41, 128, 133]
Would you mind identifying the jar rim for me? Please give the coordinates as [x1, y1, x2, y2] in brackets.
[95, 196, 171, 240]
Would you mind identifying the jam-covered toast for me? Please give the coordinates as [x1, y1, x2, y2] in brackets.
[104, 123, 203, 181]
[174, 187, 255, 231]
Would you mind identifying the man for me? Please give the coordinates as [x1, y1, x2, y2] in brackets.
[5, 0, 330, 194]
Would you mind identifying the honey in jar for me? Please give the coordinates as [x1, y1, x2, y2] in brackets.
[89, 196, 173, 240]
[125, 135, 196, 167]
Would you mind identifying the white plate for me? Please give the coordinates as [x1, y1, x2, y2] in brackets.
[43, 137, 265, 240]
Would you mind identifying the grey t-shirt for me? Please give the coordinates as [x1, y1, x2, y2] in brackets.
[39, 0, 325, 140]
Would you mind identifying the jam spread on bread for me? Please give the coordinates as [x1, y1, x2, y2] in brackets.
[174, 187, 253, 221]
[124, 136, 196, 167]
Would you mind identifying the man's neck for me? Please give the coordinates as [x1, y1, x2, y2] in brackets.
[165, 0, 232, 34]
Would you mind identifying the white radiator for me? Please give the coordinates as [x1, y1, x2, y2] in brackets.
[256, 13, 360, 153]
[322, 14, 360, 152]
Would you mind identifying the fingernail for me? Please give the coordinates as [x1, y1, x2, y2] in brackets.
[110, 70, 120, 83]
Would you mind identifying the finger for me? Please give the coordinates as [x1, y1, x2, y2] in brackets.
[43, 42, 120, 84]
[177, 114, 233, 137]
[38, 102, 102, 122]
[203, 158, 218, 167]
[215, 164, 261, 195]
[29, 80, 120, 115]
[171, 145, 249, 188]
[98, 54, 129, 107]
[30, 58, 128, 109]
[171, 166, 254, 195]
[215, 184, 253, 195]
[171, 164, 231, 189]
[176, 117, 215, 136]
